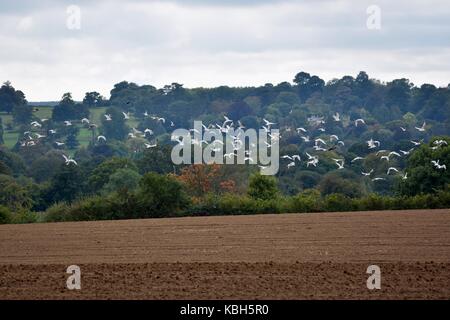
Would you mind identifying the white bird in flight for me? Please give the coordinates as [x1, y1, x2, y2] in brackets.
[263, 118, 276, 127]
[387, 167, 399, 175]
[30, 121, 42, 128]
[415, 122, 426, 132]
[332, 112, 340, 122]
[62, 154, 77, 166]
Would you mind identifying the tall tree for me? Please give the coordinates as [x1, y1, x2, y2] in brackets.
[83, 92, 104, 108]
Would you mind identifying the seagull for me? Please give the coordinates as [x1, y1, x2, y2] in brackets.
[372, 177, 385, 181]
[263, 118, 276, 127]
[332, 112, 340, 122]
[81, 118, 90, 124]
[97, 135, 106, 142]
[318, 128, 326, 132]
[376, 150, 388, 156]
[415, 122, 426, 132]
[287, 161, 296, 169]
[431, 160, 447, 170]
[145, 142, 157, 148]
[301, 136, 310, 142]
[313, 145, 327, 152]
[400, 149, 413, 155]
[224, 152, 236, 159]
[306, 152, 316, 160]
[64, 120, 72, 126]
[34, 133, 46, 139]
[151, 116, 166, 123]
[48, 129, 56, 134]
[361, 169, 374, 176]
[30, 121, 42, 128]
[281, 155, 293, 161]
[144, 128, 153, 135]
[244, 156, 254, 163]
[332, 158, 345, 169]
[104, 114, 112, 121]
[128, 133, 136, 138]
[223, 115, 233, 124]
[54, 141, 65, 147]
[388, 151, 401, 158]
[355, 118, 366, 127]
[411, 140, 422, 146]
[296, 127, 307, 133]
[307, 158, 319, 167]
[367, 139, 380, 149]
[402, 172, 408, 180]
[433, 140, 448, 147]
[400, 127, 407, 132]
[380, 155, 390, 162]
[387, 167, 399, 175]
[122, 112, 130, 120]
[306, 153, 319, 167]
[315, 138, 327, 146]
[170, 121, 175, 127]
[351, 156, 365, 163]
[329, 135, 339, 142]
[62, 155, 77, 166]
[261, 125, 270, 133]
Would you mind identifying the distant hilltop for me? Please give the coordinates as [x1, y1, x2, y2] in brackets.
[28, 101, 60, 107]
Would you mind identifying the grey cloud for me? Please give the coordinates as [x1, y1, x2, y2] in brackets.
[0, 0, 449, 100]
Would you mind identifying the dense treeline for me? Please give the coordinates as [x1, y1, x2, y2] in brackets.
[0, 71, 449, 223]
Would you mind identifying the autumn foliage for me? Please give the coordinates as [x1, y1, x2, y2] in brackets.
[177, 164, 236, 197]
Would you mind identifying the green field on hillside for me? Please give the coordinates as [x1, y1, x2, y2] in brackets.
[1, 106, 141, 149]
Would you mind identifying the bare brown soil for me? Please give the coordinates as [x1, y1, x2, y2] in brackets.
[0, 209, 449, 299]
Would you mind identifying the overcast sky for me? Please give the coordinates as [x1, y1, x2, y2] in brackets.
[0, 0, 449, 101]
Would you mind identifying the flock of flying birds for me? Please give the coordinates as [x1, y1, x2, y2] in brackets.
[20, 111, 447, 178]
[21, 111, 169, 165]
[277, 114, 447, 181]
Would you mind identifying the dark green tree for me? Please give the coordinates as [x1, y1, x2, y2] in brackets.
[247, 173, 279, 200]
[101, 107, 129, 140]
[135, 172, 189, 218]
[83, 91, 104, 108]
[397, 137, 450, 195]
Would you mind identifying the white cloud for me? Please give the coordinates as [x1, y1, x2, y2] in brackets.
[0, 0, 449, 101]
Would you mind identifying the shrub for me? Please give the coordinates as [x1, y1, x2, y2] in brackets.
[10, 210, 39, 224]
[0, 205, 12, 224]
[247, 173, 279, 201]
[134, 173, 190, 218]
[355, 194, 387, 211]
[323, 193, 354, 212]
[288, 189, 322, 213]
[43, 202, 71, 222]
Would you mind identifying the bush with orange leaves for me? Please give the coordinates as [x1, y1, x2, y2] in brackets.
[176, 164, 236, 197]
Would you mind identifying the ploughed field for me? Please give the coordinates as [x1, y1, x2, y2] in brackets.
[0, 209, 449, 299]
